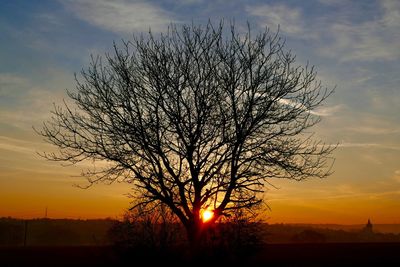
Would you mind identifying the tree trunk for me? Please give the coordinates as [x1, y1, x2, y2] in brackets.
[186, 220, 203, 248]
[185, 215, 214, 259]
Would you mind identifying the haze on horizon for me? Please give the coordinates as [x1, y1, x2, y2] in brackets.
[0, 0, 399, 224]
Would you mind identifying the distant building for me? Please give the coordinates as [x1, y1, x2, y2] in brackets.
[358, 219, 375, 241]
[363, 219, 373, 233]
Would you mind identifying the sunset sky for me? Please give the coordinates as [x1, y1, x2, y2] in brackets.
[1, 0, 399, 224]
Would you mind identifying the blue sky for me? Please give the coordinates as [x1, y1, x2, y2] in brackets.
[0, 0, 399, 222]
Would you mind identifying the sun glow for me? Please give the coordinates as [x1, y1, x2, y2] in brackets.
[201, 209, 214, 223]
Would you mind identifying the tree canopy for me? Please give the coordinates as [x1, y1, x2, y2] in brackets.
[38, 21, 335, 244]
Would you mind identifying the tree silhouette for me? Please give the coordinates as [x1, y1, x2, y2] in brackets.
[38, 21, 335, 246]
[108, 203, 182, 250]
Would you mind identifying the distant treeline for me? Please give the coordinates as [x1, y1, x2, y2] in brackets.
[1, 217, 400, 246]
[0, 217, 115, 246]
[287, 223, 400, 234]
[264, 224, 400, 243]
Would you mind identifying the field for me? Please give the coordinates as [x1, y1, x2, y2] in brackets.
[1, 243, 400, 267]
[2, 218, 400, 266]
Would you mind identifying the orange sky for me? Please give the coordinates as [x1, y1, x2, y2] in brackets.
[1, 139, 399, 224]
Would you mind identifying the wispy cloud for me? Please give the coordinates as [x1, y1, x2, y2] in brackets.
[317, 0, 350, 6]
[247, 0, 400, 62]
[394, 170, 400, 183]
[319, 0, 400, 61]
[0, 87, 64, 128]
[0, 69, 76, 130]
[176, 0, 204, 4]
[0, 135, 109, 175]
[381, 0, 400, 28]
[246, 4, 304, 35]
[312, 105, 342, 117]
[340, 113, 400, 140]
[0, 73, 28, 97]
[62, 0, 174, 33]
[0, 140, 35, 155]
[337, 143, 400, 151]
[0, 73, 28, 86]
[267, 181, 400, 202]
[0, 136, 43, 155]
[278, 98, 341, 117]
[347, 126, 400, 135]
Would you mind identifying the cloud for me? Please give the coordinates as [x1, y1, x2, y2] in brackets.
[247, 1, 400, 62]
[278, 98, 341, 117]
[0, 73, 28, 97]
[317, 0, 349, 6]
[382, 0, 400, 28]
[176, 0, 204, 4]
[0, 70, 72, 130]
[0, 73, 28, 86]
[0, 136, 36, 155]
[347, 126, 400, 135]
[245, 4, 305, 35]
[312, 105, 342, 117]
[342, 114, 400, 138]
[319, 0, 400, 61]
[0, 90, 63, 129]
[337, 143, 400, 151]
[62, 0, 174, 33]
[0, 136, 52, 157]
[267, 182, 400, 202]
[394, 170, 400, 183]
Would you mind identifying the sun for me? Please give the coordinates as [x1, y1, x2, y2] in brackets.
[201, 209, 214, 223]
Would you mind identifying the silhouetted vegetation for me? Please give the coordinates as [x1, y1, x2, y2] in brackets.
[0, 218, 24, 246]
[38, 20, 335, 245]
[0, 217, 114, 246]
[107, 205, 265, 262]
[2, 218, 400, 266]
[291, 229, 327, 243]
[108, 205, 184, 250]
[2, 217, 400, 247]
[264, 223, 400, 243]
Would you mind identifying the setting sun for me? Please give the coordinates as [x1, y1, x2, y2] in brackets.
[201, 209, 214, 223]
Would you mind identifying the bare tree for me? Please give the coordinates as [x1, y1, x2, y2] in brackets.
[108, 203, 182, 250]
[38, 21, 335, 246]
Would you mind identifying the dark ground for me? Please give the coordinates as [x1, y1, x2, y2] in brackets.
[1, 243, 400, 267]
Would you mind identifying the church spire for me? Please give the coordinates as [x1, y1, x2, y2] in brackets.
[365, 218, 373, 233]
